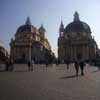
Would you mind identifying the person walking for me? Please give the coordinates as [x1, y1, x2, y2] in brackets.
[9, 60, 14, 71]
[31, 60, 34, 71]
[74, 60, 79, 77]
[79, 61, 85, 76]
[45, 60, 48, 71]
[5, 60, 10, 71]
[66, 59, 70, 70]
[28, 61, 31, 71]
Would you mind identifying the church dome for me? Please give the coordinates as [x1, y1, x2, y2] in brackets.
[16, 17, 35, 33]
[16, 24, 34, 33]
[39, 24, 46, 33]
[65, 12, 91, 33]
[65, 21, 91, 33]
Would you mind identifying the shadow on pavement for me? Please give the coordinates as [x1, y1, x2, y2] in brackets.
[14, 70, 28, 72]
[60, 75, 77, 79]
[0, 70, 5, 72]
[59, 74, 82, 79]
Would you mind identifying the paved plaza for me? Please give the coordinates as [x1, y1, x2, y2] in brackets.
[0, 64, 100, 100]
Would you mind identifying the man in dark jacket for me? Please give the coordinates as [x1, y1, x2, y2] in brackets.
[79, 61, 85, 76]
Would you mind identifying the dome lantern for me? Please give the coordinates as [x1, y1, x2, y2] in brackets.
[39, 24, 46, 33]
[74, 11, 80, 22]
[25, 17, 31, 25]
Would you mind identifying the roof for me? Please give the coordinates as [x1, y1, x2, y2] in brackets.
[65, 21, 91, 33]
[16, 24, 35, 33]
[16, 17, 36, 33]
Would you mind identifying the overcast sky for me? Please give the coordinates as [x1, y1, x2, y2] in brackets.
[0, 0, 100, 56]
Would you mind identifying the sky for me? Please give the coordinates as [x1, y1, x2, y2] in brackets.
[0, 0, 100, 56]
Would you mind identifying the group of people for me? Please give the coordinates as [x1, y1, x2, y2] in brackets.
[66, 59, 86, 76]
[74, 60, 85, 76]
[27, 60, 49, 72]
[4, 59, 86, 75]
[27, 59, 86, 76]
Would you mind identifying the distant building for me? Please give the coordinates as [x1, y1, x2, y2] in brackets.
[10, 17, 54, 63]
[0, 41, 9, 63]
[58, 12, 97, 62]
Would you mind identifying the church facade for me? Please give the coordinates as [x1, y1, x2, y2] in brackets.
[10, 17, 54, 63]
[58, 12, 97, 62]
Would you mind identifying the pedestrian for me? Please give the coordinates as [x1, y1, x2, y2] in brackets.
[9, 60, 14, 71]
[74, 60, 79, 77]
[79, 61, 85, 76]
[5, 60, 10, 71]
[45, 60, 48, 71]
[28, 61, 31, 71]
[31, 60, 34, 71]
[66, 59, 70, 69]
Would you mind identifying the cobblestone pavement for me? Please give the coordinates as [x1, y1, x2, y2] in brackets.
[0, 64, 100, 100]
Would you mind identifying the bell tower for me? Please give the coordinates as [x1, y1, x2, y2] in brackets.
[59, 20, 64, 37]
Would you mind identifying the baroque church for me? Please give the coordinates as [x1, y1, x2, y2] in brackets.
[58, 12, 97, 62]
[10, 17, 55, 63]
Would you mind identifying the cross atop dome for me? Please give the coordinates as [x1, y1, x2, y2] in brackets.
[25, 17, 31, 25]
[74, 11, 80, 21]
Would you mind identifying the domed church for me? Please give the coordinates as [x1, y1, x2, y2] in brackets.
[58, 12, 97, 62]
[10, 17, 54, 63]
